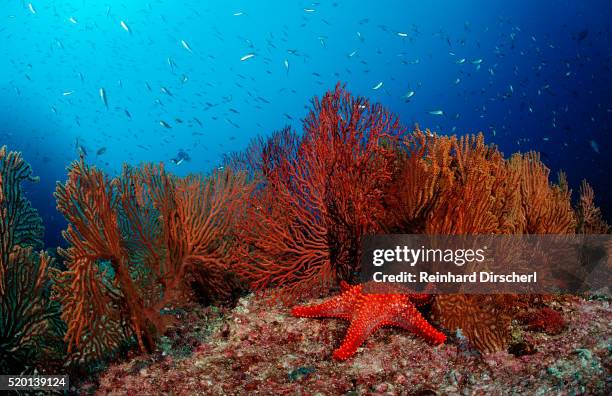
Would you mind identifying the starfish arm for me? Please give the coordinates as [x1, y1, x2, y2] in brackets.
[332, 301, 387, 360]
[291, 286, 360, 320]
[386, 303, 446, 345]
[331, 295, 407, 360]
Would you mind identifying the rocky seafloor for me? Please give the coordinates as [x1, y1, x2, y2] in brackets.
[83, 294, 611, 395]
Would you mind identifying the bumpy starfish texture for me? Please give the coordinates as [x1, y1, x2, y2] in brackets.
[292, 282, 446, 360]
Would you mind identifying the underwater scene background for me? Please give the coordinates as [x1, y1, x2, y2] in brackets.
[2, 0, 611, 247]
[1, 0, 611, 394]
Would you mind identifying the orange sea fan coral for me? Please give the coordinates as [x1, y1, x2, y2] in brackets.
[431, 294, 512, 353]
[54, 159, 251, 361]
[511, 152, 576, 234]
[576, 180, 610, 234]
[383, 130, 584, 353]
[384, 128, 523, 235]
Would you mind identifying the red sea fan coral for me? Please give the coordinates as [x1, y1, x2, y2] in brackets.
[234, 84, 405, 300]
[520, 307, 566, 335]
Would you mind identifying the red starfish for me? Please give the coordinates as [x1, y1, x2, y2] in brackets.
[292, 282, 446, 360]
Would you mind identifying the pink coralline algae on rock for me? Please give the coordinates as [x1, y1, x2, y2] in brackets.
[86, 294, 611, 395]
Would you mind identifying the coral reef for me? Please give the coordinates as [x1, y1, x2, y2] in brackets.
[228, 87, 600, 356]
[0, 146, 64, 374]
[54, 159, 251, 363]
[2, 86, 605, 392]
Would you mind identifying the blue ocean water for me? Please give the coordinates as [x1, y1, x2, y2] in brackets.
[1, 0, 610, 248]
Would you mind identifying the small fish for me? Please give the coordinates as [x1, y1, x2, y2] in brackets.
[159, 120, 172, 129]
[99, 88, 108, 108]
[428, 110, 444, 116]
[63, 90, 74, 96]
[240, 53, 255, 61]
[120, 20, 130, 33]
[160, 87, 173, 96]
[575, 29, 588, 41]
[233, 11, 243, 16]
[304, 8, 315, 12]
[590, 140, 599, 154]
[402, 90, 415, 100]
[75, 138, 87, 157]
[372, 81, 383, 90]
[96, 147, 107, 156]
[454, 78, 461, 85]
[284, 59, 289, 72]
[69, 16, 78, 24]
[471, 58, 483, 64]
[28, 3, 36, 14]
[456, 58, 466, 64]
[397, 32, 408, 37]
[180, 39, 193, 53]
[167, 57, 176, 72]
[348, 50, 357, 57]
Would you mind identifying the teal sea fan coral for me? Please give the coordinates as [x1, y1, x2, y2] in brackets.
[0, 146, 64, 374]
